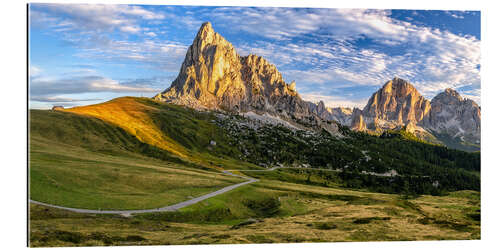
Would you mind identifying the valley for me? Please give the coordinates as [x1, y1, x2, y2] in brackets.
[29, 97, 480, 246]
[30, 179, 480, 246]
[28, 20, 481, 246]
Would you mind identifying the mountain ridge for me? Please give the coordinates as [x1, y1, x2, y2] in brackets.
[154, 21, 338, 134]
[154, 22, 480, 151]
[344, 77, 480, 150]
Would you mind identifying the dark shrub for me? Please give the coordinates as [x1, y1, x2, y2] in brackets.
[244, 197, 281, 217]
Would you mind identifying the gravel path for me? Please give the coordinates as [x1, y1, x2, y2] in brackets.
[30, 170, 257, 217]
[29, 165, 393, 216]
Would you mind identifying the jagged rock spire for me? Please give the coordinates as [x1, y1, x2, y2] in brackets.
[425, 87, 480, 144]
[350, 77, 480, 148]
[154, 22, 334, 132]
[361, 77, 431, 126]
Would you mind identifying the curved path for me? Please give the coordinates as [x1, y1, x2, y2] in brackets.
[29, 166, 390, 216]
[30, 170, 257, 217]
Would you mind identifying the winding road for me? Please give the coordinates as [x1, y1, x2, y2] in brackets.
[29, 170, 258, 217]
[29, 166, 394, 216]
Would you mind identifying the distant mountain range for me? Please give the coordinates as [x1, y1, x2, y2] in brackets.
[347, 78, 480, 150]
[155, 22, 480, 151]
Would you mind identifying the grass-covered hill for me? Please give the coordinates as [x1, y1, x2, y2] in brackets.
[64, 97, 253, 169]
[29, 106, 244, 210]
[29, 96, 481, 246]
[31, 96, 480, 199]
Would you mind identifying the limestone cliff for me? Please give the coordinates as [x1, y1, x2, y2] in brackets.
[424, 88, 481, 144]
[154, 22, 479, 148]
[155, 22, 336, 133]
[358, 77, 431, 130]
[349, 77, 480, 148]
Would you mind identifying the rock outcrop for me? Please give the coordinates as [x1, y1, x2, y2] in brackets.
[424, 88, 481, 144]
[154, 22, 479, 149]
[350, 108, 366, 131]
[358, 77, 431, 130]
[155, 22, 337, 133]
[349, 77, 480, 147]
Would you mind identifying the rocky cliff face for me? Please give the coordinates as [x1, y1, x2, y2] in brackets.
[351, 108, 366, 131]
[329, 107, 353, 126]
[424, 88, 481, 144]
[358, 77, 431, 130]
[154, 22, 479, 149]
[155, 22, 337, 133]
[155, 22, 246, 110]
[349, 77, 480, 147]
[307, 100, 352, 126]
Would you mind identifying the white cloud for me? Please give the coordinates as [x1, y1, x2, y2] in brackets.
[30, 75, 160, 96]
[30, 96, 102, 103]
[237, 41, 395, 86]
[32, 4, 164, 34]
[209, 8, 409, 42]
[445, 11, 466, 19]
[69, 38, 189, 72]
[301, 93, 368, 109]
[120, 25, 141, 33]
[229, 9, 480, 104]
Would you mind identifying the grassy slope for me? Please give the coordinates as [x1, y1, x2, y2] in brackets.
[29, 109, 242, 210]
[29, 97, 480, 245]
[65, 97, 258, 170]
[64, 97, 188, 157]
[29, 180, 480, 246]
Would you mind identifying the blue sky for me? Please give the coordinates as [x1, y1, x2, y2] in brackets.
[29, 4, 480, 109]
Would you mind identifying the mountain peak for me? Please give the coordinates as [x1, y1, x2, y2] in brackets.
[359, 77, 430, 129]
[154, 21, 333, 132]
[191, 21, 230, 49]
[381, 77, 417, 95]
[200, 21, 213, 31]
[427, 87, 480, 144]
[444, 88, 461, 97]
[353, 80, 480, 147]
[391, 76, 406, 84]
[195, 22, 215, 40]
[433, 88, 464, 103]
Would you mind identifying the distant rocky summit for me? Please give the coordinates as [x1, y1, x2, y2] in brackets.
[424, 88, 481, 144]
[349, 77, 480, 149]
[155, 22, 480, 150]
[307, 101, 352, 126]
[353, 77, 431, 131]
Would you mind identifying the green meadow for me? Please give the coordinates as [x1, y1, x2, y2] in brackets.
[29, 98, 480, 246]
[29, 109, 242, 210]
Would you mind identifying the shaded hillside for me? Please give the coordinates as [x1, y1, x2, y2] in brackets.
[31, 96, 480, 195]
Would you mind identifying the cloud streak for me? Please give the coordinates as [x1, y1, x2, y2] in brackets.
[30, 75, 160, 96]
[30, 96, 102, 103]
[31, 4, 164, 34]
